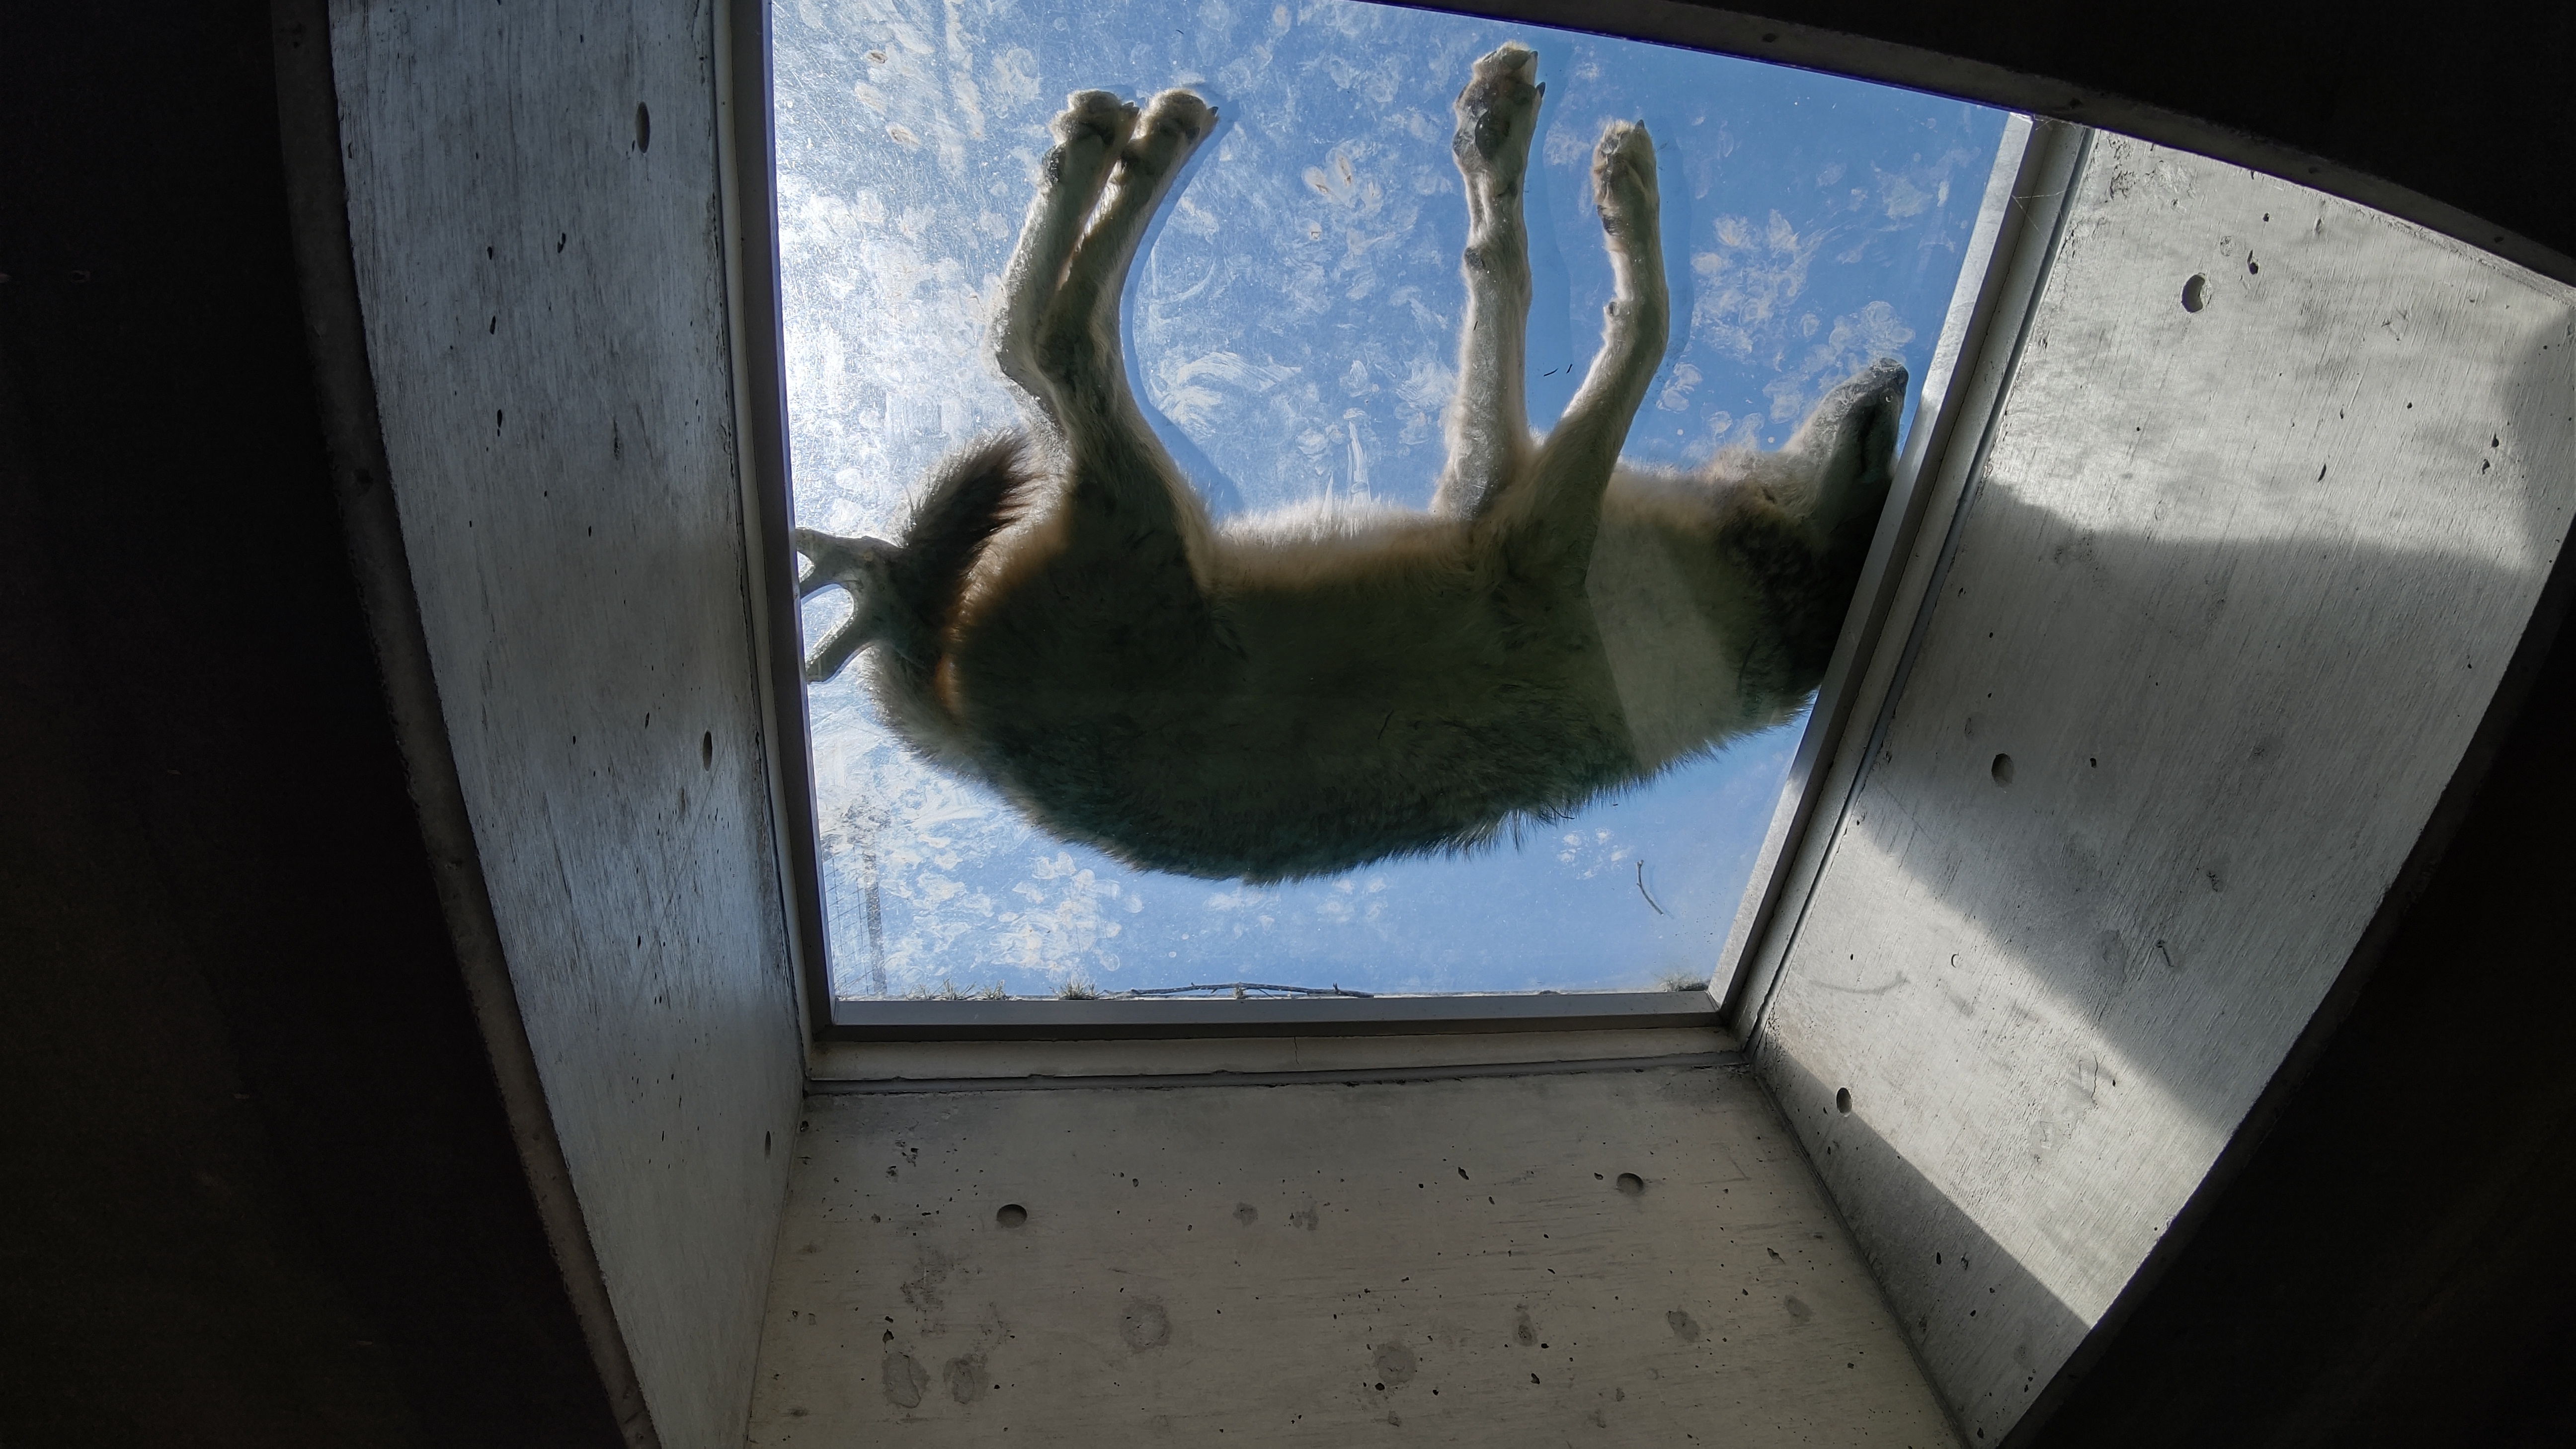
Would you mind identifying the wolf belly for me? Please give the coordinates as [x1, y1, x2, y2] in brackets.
[941, 522, 1639, 881]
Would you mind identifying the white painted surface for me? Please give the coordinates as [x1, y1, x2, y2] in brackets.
[749, 1066, 1959, 1445]
[1754, 136, 2575, 1440]
[328, 3, 805, 1445]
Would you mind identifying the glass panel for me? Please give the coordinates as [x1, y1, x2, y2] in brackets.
[774, 0, 2006, 1002]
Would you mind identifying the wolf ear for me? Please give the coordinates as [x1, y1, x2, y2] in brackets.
[1794, 358, 1907, 538]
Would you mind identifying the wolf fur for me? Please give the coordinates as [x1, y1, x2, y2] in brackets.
[795, 44, 1906, 883]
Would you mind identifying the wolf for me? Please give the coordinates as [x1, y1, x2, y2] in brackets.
[794, 43, 1905, 883]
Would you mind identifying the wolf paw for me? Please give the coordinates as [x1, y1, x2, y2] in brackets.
[1591, 120, 1658, 240]
[1052, 89, 1138, 151]
[1113, 88, 1216, 183]
[1136, 88, 1216, 147]
[1451, 42, 1541, 183]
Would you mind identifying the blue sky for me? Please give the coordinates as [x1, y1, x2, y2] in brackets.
[773, 0, 2005, 999]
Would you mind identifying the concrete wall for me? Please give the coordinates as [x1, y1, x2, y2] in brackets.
[326, 2, 805, 1445]
[1749, 136, 2575, 1442]
[749, 1060, 1960, 1445]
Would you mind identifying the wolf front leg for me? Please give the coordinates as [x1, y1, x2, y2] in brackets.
[1032, 88, 1219, 547]
[1504, 120, 1668, 574]
[1431, 42, 1542, 519]
[990, 91, 1138, 418]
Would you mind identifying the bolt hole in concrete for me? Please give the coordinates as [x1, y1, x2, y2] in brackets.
[995, 1204, 1028, 1228]
[701, 730, 713, 768]
[1616, 1172, 1646, 1196]
[1836, 1087, 1852, 1115]
[2181, 272, 2210, 312]
[1991, 752, 2014, 786]
[764, 1130, 772, 1156]
[635, 101, 651, 152]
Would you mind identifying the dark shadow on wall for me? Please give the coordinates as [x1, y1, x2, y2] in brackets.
[1783, 325, 2568, 1137]
[1754, 470, 2564, 1442]
[0, 3, 625, 1445]
[2008, 475, 2576, 1448]
[1747, 216, 2571, 1442]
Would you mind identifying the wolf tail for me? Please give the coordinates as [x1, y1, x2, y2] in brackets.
[791, 432, 1036, 683]
[891, 432, 1035, 615]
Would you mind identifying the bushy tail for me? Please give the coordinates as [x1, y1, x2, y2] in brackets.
[793, 432, 1037, 683]
[887, 432, 1036, 630]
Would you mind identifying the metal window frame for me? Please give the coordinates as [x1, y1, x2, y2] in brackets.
[1713, 116, 2092, 1031]
[818, 989, 1724, 1042]
[716, 0, 2070, 1046]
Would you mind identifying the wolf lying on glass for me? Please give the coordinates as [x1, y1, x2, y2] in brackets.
[795, 43, 1905, 883]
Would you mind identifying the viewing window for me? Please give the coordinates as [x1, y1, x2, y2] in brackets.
[771, 0, 2008, 1013]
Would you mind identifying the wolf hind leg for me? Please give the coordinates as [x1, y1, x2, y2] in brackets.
[991, 91, 1138, 414]
[1033, 87, 1218, 541]
[1431, 42, 1541, 519]
[1048, 89, 1216, 354]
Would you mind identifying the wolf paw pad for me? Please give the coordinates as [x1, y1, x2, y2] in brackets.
[1137, 88, 1215, 145]
[1591, 120, 1658, 236]
[1053, 89, 1138, 149]
[1451, 42, 1541, 175]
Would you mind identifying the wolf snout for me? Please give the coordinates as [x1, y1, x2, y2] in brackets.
[1848, 355, 1908, 403]
[1818, 356, 1909, 439]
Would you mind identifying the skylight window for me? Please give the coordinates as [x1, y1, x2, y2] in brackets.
[770, 0, 2007, 1007]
